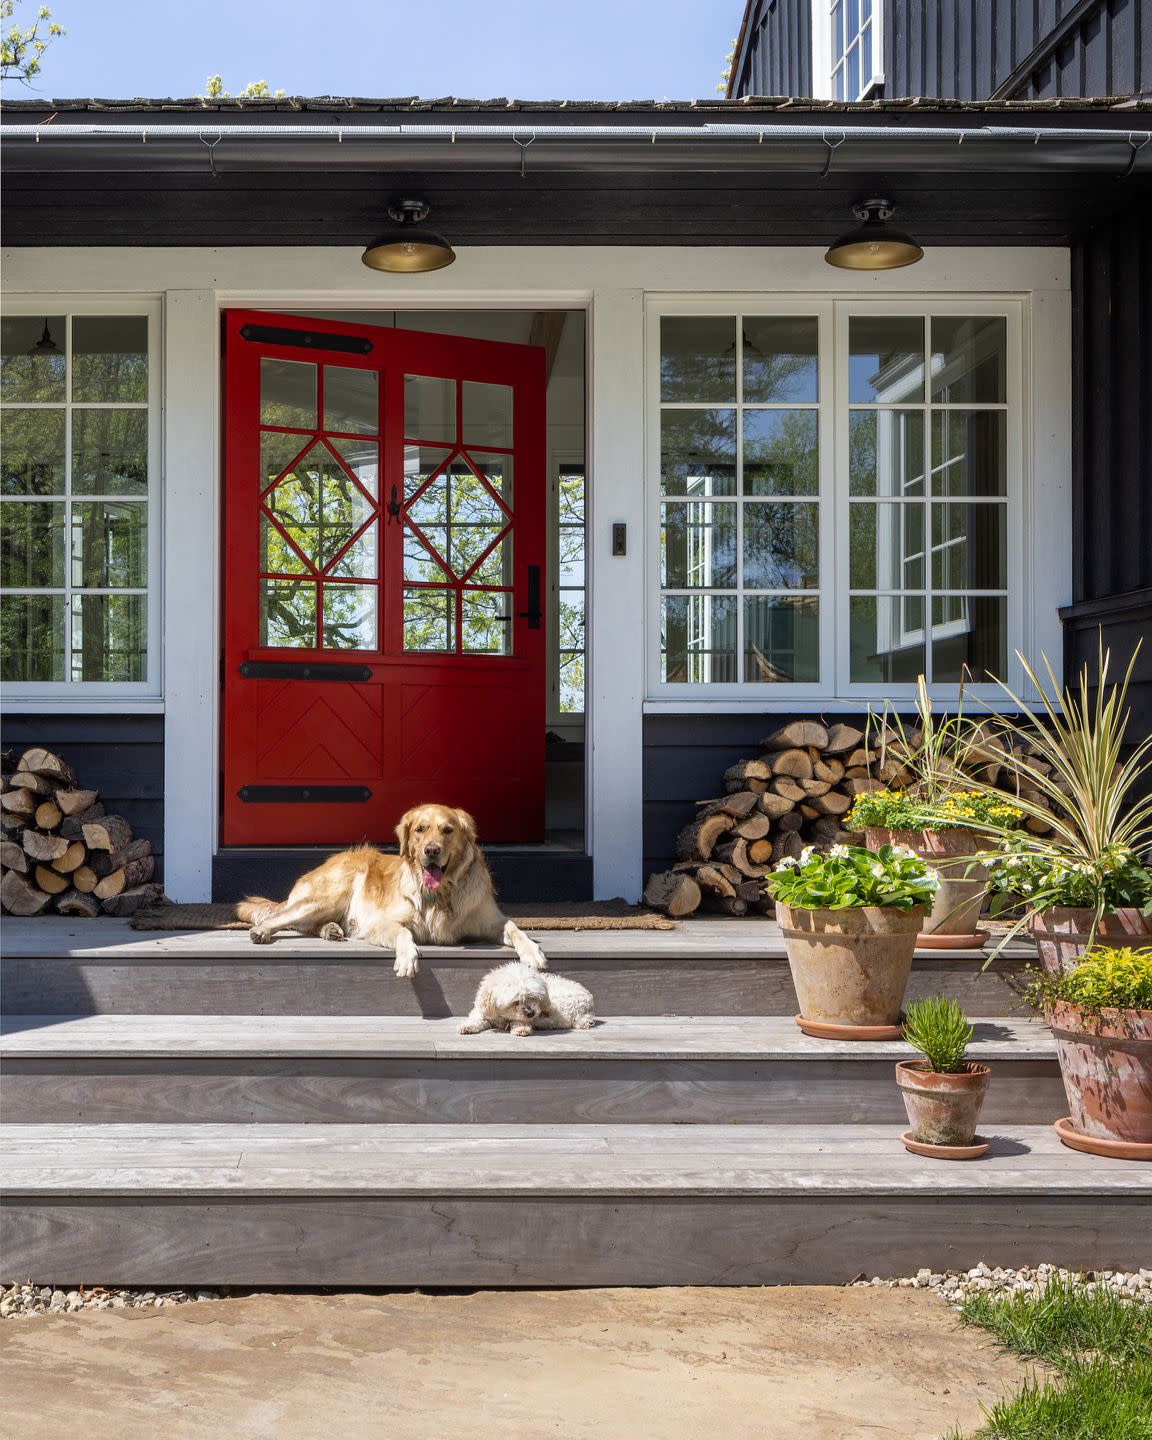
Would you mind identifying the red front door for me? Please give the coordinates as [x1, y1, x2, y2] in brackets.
[221, 310, 547, 845]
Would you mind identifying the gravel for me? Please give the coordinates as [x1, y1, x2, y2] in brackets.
[849, 1262, 1152, 1307]
[0, 1284, 222, 1318]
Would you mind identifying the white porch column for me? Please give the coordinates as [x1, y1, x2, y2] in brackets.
[588, 288, 646, 901]
[162, 290, 218, 900]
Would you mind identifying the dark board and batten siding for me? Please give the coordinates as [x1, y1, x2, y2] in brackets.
[730, 0, 813, 100]
[1, 715, 164, 879]
[733, 0, 1152, 101]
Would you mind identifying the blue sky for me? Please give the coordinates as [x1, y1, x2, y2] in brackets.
[13, 0, 742, 101]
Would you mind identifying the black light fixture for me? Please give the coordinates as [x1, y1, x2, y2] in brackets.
[361, 200, 456, 274]
[28, 319, 61, 355]
[824, 198, 923, 271]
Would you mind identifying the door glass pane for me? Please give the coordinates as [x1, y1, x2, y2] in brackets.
[403, 443, 452, 500]
[404, 375, 455, 442]
[403, 586, 455, 651]
[260, 512, 309, 574]
[468, 451, 513, 504]
[745, 595, 819, 682]
[849, 501, 924, 589]
[661, 410, 736, 497]
[327, 435, 378, 499]
[931, 317, 1007, 403]
[462, 589, 511, 654]
[660, 317, 736, 403]
[261, 430, 309, 490]
[267, 441, 375, 573]
[0, 593, 65, 680]
[260, 358, 316, 430]
[1, 315, 66, 402]
[849, 409, 924, 496]
[849, 596, 925, 682]
[1, 501, 65, 586]
[72, 317, 148, 403]
[322, 583, 376, 649]
[662, 594, 737, 683]
[931, 503, 1006, 589]
[260, 578, 317, 647]
[931, 411, 1006, 496]
[743, 318, 819, 403]
[743, 410, 818, 496]
[1, 409, 65, 495]
[408, 461, 506, 580]
[71, 502, 148, 588]
[328, 522, 377, 580]
[71, 409, 148, 495]
[323, 366, 378, 434]
[404, 528, 450, 583]
[743, 502, 818, 589]
[462, 381, 512, 449]
[849, 317, 925, 403]
[70, 593, 147, 680]
[661, 501, 737, 588]
[932, 595, 1007, 682]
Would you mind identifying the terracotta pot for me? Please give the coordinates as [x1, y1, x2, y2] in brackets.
[1028, 908, 1152, 974]
[1046, 1001, 1152, 1146]
[895, 1060, 991, 1147]
[866, 827, 988, 947]
[776, 902, 923, 1029]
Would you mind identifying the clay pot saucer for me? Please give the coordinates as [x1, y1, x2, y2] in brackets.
[900, 1130, 990, 1160]
[915, 930, 989, 951]
[795, 1015, 904, 1041]
[1054, 1116, 1152, 1161]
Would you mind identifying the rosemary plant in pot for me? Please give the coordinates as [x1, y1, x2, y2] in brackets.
[1016, 946, 1152, 1160]
[959, 645, 1152, 971]
[896, 996, 990, 1159]
[766, 843, 938, 1040]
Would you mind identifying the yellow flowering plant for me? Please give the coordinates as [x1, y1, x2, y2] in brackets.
[847, 788, 1023, 835]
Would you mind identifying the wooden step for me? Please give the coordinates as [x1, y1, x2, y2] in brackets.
[1, 918, 1029, 1017]
[0, 1015, 1062, 1125]
[3, 1122, 1142, 1287]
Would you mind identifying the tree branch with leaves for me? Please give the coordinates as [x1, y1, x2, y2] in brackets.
[1, 1, 64, 85]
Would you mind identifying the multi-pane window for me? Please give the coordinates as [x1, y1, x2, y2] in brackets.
[659, 316, 822, 685]
[555, 464, 585, 713]
[1, 313, 152, 686]
[656, 306, 1015, 696]
[829, 0, 880, 100]
[848, 315, 1008, 685]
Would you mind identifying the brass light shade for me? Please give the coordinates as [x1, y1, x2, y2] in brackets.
[825, 198, 923, 271]
[362, 199, 456, 273]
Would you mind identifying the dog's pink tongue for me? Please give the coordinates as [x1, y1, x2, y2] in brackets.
[422, 864, 443, 890]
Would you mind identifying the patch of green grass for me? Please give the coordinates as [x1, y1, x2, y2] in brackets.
[944, 1277, 1152, 1440]
[959, 1276, 1152, 1368]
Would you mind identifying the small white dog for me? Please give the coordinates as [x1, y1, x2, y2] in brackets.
[458, 961, 596, 1037]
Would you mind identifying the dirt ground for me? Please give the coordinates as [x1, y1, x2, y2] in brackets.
[0, 1285, 1031, 1439]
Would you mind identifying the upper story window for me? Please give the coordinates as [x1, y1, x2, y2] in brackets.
[0, 304, 160, 701]
[815, 0, 884, 101]
[651, 302, 1022, 702]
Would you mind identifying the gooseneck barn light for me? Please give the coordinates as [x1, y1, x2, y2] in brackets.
[361, 199, 456, 273]
[824, 198, 923, 270]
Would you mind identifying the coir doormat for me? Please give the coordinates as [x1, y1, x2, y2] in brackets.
[130, 900, 676, 933]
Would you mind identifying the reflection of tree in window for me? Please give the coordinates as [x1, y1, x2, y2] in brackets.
[557, 465, 585, 712]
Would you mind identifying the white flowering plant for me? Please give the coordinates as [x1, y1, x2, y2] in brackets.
[765, 843, 939, 912]
[986, 841, 1151, 913]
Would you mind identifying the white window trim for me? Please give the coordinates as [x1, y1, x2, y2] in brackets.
[2, 294, 163, 711]
[548, 448, 587, 729]
[811, 0, 885, 101]
[645, 293, 1059, 711]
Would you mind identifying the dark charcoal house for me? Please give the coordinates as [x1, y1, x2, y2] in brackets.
[2, 1, 1150, 902]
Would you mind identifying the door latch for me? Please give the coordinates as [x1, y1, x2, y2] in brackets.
[386, 484, 401, 523]
[517, 565, 543, 628]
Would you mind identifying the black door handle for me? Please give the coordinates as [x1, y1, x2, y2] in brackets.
[517, 565, 542, 629]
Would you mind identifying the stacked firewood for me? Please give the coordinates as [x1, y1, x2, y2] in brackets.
[643, 718, 1055, 918]
[0, 748, 161, 918]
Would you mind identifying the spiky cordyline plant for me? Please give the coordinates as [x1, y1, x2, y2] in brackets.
[948, 641, 1152, 962]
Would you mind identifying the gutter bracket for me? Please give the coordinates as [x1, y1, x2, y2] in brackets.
[819, 131, 845, 179]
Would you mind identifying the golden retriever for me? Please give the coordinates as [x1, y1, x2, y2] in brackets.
[234, 803, 547, 978]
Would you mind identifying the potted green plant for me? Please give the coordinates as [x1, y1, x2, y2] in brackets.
[848, 787, 1023, 950]
[952, 644, 1152, 971]
[1015, 946, 1152, 1160]
[896, 996, 990, 1159]
[765, 843, 938, 1039]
